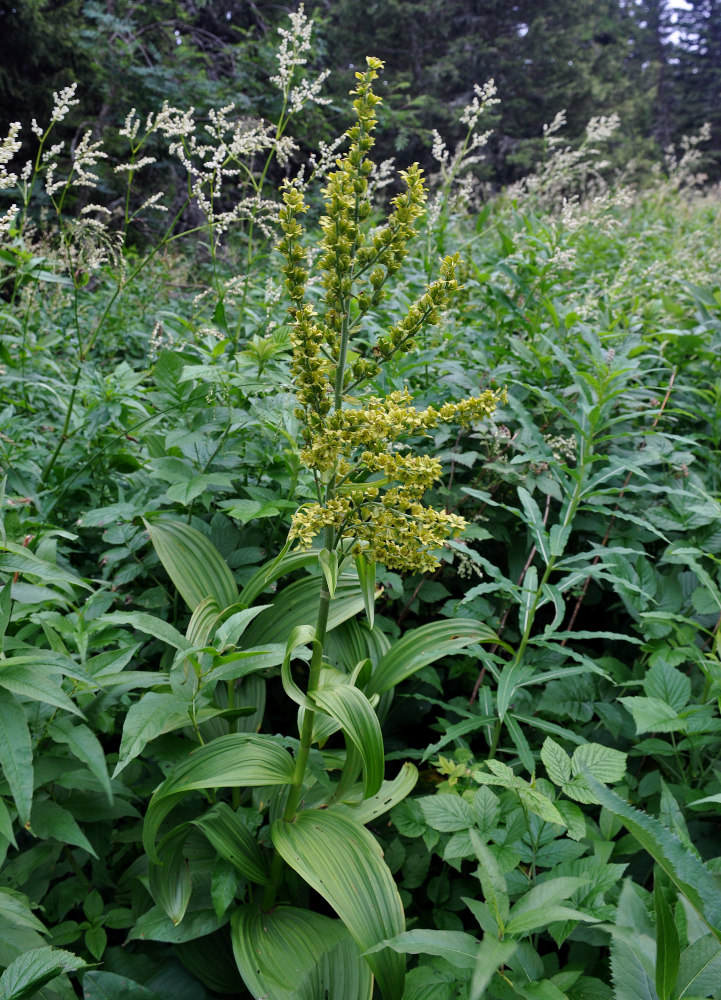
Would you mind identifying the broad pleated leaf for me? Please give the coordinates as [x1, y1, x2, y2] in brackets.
[231, 904, 373, 1000]
[186, 596, 223, 648]
[312, 683, 384, 797]
[0, 691, 33, 825]
[144, 517, 238, 611]
[0, 946, 87, 1000]
[144, 733, 294, 862]
[272, 809, 405, 1000]
[333, 762, 418, 824]
[587, 776, 721, 941]
[148, 826, 192, 925]
[366, 619, 499, 697]
[192, 802, 270, 885]
[242, 573, 366, 648]
[240, 548, 322, 608]
[281, 625, 317, 710]
[354, 554, 376, 629]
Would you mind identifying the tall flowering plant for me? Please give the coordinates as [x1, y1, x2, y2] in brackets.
[136, 58, 504, 1000]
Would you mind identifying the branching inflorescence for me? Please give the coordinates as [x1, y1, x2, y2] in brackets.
[277, 57, 505, 573]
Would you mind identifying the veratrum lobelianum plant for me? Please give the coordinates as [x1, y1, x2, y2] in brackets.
[127, 58, 505, 1000]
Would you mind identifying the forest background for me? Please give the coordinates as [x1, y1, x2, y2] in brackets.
[1, 0, 720, 190]
[2, 2, 721, 1000]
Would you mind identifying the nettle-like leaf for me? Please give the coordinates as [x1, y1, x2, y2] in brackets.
[472, 759, 565, 827]
[587, 776, 721, 942]
[541, 738, 627, 803]
[0, 946, 87, 1000]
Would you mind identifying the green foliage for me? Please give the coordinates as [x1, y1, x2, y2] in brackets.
[1, 12, 721, 1000]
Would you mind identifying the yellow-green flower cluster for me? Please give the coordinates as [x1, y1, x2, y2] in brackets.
[299, 386, 505, 472]
[288, 385, 506, 571]
[290, 491, 467, 574]
[275, 57, 506, 573]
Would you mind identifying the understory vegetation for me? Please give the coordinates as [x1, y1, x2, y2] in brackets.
[1, 11, 721, 1000]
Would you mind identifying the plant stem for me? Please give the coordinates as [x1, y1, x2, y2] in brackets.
[260, 527, 334, 911]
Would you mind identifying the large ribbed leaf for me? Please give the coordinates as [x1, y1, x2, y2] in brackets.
[144, 517, 237, 611]
[240, 549, 321, 607]
[242, 573, 365, 647]
[148, 826, 192, 925]
[366, 619, 500, 697]
[312, 683, 384, 798]
[231, 904, 373, 1000]
[144, 734, 294, 862]
[333, 763, 418, 824]
[192, 802, 270, 885]
[272, 810, 405, 1000]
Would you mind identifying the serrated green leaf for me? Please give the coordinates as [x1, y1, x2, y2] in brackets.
[541, 738, 572, 787]
[505, 904, 598, 936]
[0, 946, 87, 1000]
[586, 776, 721, 942]
[370, 928, 480, 969]
[610, 935, 658, 1000]
[470, 936, 517, 1000]
[473, 787, 501, 836]
[231, 904, 372, 1000]
[619, 697, 680, 734]
[420, 795, 474, 832]
[81, 971, 162, 1000]
[143, 734, 295, 862]
[272, 809, 405, 1000]
[571, 743, 627, 784]
[644, 661, 690, 713]
[675, 934, 721, 998]
[470, 829, 510, 926]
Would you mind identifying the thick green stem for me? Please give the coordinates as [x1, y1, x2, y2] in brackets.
[260, 528, 334, 911]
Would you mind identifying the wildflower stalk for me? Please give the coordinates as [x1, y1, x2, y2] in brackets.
[259, 57, 504, 912]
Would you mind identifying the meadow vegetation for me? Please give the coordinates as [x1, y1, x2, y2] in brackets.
[1, 9, 721, 1000]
